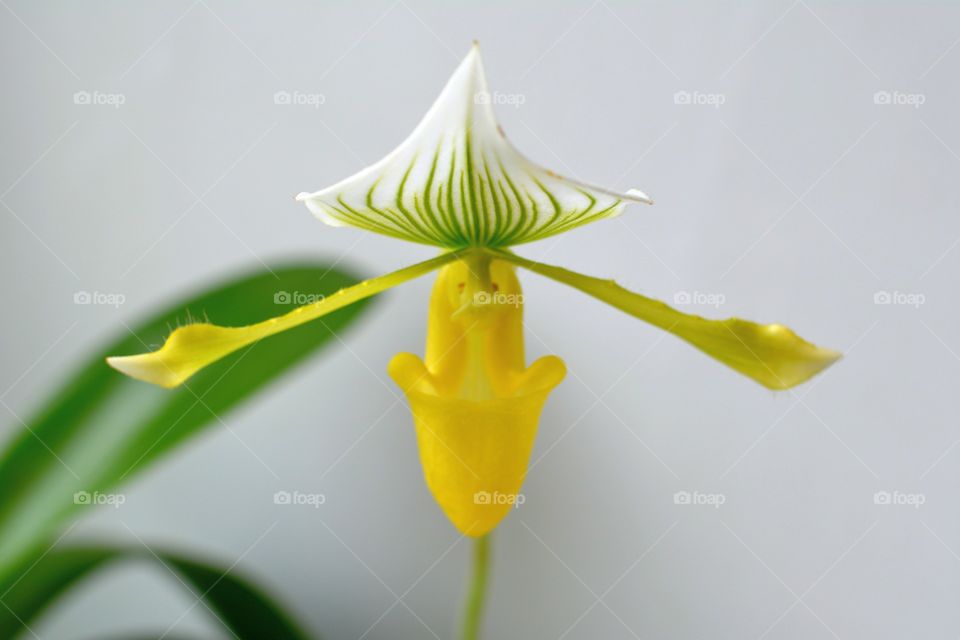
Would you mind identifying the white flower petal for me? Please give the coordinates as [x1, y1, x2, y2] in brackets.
[297, 43, 651, 248]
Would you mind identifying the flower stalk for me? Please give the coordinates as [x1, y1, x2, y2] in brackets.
[461, 534, 491, 640]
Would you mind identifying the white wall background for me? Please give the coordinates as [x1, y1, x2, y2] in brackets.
[2, 1, 959, 638]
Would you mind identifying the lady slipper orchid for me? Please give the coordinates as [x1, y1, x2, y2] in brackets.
[107, 44, 840, 539]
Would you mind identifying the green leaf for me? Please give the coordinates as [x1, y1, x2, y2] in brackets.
[95, 637, 198, 640]
[0, 262, 375, 581]
[0, 545, 311, 639]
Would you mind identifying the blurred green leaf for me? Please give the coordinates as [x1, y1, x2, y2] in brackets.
[0, 544, 311, 639]
[0, 262, 375, 581]
[97, 637, 198, 640]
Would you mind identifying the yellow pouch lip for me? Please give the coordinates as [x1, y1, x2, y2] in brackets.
[388, 266, 566, 537]
[399, 376, 562, 538]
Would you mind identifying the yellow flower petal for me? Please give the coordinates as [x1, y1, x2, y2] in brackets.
[490, 249, 840, 390]
[107, 252, 461, 388]
[389, 256, 565, 536]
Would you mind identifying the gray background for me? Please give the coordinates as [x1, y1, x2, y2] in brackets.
[2, 1, 958, 638]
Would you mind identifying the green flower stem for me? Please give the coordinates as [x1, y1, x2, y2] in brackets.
[461, 534, 491, 640]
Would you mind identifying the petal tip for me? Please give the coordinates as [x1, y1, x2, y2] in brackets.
[819, 347, 844, 370]
[388, 352, 432, 393]
[106, 355, 180, 389]
[762, 344, 843, 391]
[626, 188, 654, 205]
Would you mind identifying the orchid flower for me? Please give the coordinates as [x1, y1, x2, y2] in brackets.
[108, 44, 840, 540]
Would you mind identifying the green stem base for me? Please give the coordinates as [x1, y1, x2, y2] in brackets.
[461, 534, 491, 640]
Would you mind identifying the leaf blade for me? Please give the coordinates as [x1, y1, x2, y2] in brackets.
[0, 262, 375, 581]
[0, 545, 311, 640]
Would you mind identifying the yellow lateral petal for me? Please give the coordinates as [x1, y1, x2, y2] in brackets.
[107, 252, 461, 388]
[490, 249, 840, 390]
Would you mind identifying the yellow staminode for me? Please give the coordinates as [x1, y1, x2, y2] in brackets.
[389, 257, 564, 536]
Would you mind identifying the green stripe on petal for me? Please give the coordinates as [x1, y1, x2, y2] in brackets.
[296, 44, 651, 249]
[491, 249, 841, 390]
[107, 252, 461, 388]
